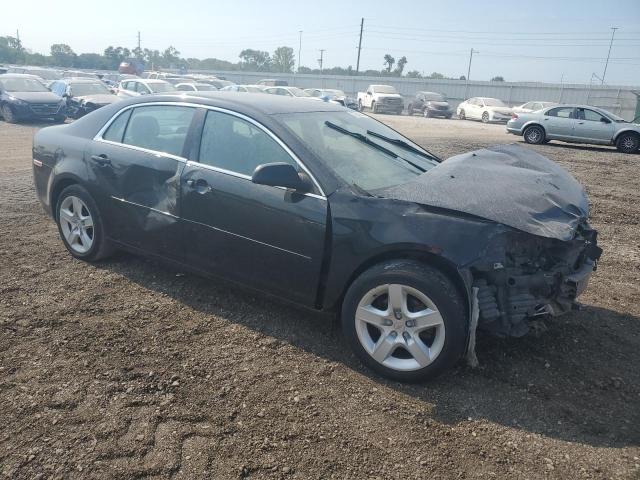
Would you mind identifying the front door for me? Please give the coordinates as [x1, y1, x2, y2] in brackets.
[572, 107, 615, 143]
[88, 104, 197, 259]
[180, 109, 328, 306]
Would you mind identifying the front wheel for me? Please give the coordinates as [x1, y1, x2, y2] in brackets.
[458, 109, 466, 120]
[371, 101, 378, 114]
[523, 125, 546, 144]
[55, 184, 114, 262]
[341, 260, 468, 382]
[1, 104, 17, 123]
[406, 104, 413, 115]
[481, 111, 490, 123]
[424, 109, 432, 118]
[358, 100, 364, 112]
[616, 132, 640, 154]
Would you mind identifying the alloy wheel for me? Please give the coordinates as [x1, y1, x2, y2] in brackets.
[355, 283, 445, 371]
[59, 195, 94, 254]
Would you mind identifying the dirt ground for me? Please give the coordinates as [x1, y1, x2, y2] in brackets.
[1, 114, 639, 480]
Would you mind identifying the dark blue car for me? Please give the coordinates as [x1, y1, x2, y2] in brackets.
[0, 74, 66, 123]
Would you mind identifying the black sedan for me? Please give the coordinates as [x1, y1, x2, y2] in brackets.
[49, 78, 121, 119]
[0, 74, 66, 123]
[406, 91, 453, 118]
[32, 93, 601, 382]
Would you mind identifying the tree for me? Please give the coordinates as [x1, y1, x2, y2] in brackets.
[272, 46, 295, 73]
[427, 72, 445, 79]
[104, 46, 131, 69]
[162, 46, 181, 67]
[50, 44, 76, 67]
[406, 70, 422, 78]
[394, 56, 407, 76]
[491, 75, 505, 82]
[239, 49, 271, 71]
[0, 36, 23, 64]
[383, 54, 395, 73]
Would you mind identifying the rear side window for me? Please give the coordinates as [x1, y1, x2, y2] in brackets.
[198, 110, 297, 176]
[103, 109, 132, 143]
[547, 107, 574, 118]
[120, 106, 195, 157]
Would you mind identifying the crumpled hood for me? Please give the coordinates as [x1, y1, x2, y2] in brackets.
[74, 94, 119, 105]
[380, 144, 589, 241]
[7, 91, 61, 103]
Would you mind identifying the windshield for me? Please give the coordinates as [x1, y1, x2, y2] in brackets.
[288, 87, 311, 97]
[373, 85, 398, 94]
[482, 98, 506, 107]
[605, 111, 627, 122]
[71, 82, 111, 96]
[28, 70, 60, 80]
[278, 111, 438, 191]
[422, 93, 445, 101]
[322, 89, 345, 97]
[149, 82, 176, 93]
[0, 78, 48, 92]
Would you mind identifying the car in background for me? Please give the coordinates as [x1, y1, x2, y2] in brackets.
[117, 79, 176, 98]
[198, 78, 235, 89]
[357, 85, 404, 115]
[31, 94, 601, 382]
[507, 104, 640, 153]
[304, 88, 358, 110]
[62, 70, 100, 80]
[175, 82, 218, 92]
[101, 73, 138, 88]
[406, 92, 452, 118]
[7, 66, 62, 83]
[257, 79, 288, 86]
[220, 84, 265, 93]
[0, 74, 66, 123]
[263, 86, 314, 98]
[50, 78, 120, 119]
[457, 97, 513, 123]
[512, 101, 556, 114]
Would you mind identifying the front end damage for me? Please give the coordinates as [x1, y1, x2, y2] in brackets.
[467, 223, 602, 337]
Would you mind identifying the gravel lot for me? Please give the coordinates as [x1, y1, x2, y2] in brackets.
[1, 115, 639, 479]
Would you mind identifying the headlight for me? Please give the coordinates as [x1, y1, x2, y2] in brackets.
[7, 96, 26, 105]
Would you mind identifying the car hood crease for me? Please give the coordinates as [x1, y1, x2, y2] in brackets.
[380, 144, 589, 241]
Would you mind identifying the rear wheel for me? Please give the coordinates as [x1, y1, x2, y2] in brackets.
[358, 100, 364, 112]
[458, 109, 466, 120]
[481, 111, 490, 123]
[55, 184, 114, 262]
[341, 260, 467, 382]
[1, 104, 17, 123]
[406, 104, 413, 115]
[616, 132, 640, 153]
[523, 125, 545, 144]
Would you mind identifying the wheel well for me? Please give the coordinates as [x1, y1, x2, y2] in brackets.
[50, 179, 78, 219]
[334, 250, 470, 316]
[614, 130, 640, 142]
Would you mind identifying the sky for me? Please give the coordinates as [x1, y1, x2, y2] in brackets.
[3, 0, 640, 85]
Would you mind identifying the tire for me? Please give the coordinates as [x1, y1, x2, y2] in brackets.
[445, 114, 452, 119]
[616, 132, 640, 154]
[341, 260, 468, 382]
[458, 109, 466, 120]
[358, 100, 364, 112]
[54, 114, 66, 124]
[406, 104, 413, 115]
[371, 101, 378, 114]
[395, 109, 403, 115]
[481, 111, 490, 123]
[55, 184, 114, 262]
[424, 109, 432, 118]
[523, 125, 545, 145]
[1, 104, 17, 123]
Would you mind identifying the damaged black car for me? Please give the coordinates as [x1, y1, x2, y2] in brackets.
[32, 94, 601, 382]
[49, 78, 120, 119]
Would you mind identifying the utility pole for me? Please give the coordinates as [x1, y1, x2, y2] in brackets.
[318, 49, 325, 73]
[602, 27, 618, 85]
[356, 18, 364, 75]
[137, 31, 141, 51]
[464, 48, 478, 100]
[297, 30, 303, 73]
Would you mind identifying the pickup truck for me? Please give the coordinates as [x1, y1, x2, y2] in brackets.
[357, 85, 404, 114]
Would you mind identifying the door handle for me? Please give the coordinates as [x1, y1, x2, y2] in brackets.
[90, 154, 111, 166]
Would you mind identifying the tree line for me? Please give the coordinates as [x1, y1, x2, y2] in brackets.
[0, 36, 505, 80]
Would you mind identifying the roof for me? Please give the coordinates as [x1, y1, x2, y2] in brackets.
[119, 91, 345, 116]
[61, 78, 105, 84]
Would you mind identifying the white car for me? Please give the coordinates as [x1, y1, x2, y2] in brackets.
[263, 86, 317, 98]
[457, 97, 513, 123]
[512, 101, 557, 114]
[117, 79, 176, 98]
[175, 82, 217, 92]
[220, 84, 265, 93]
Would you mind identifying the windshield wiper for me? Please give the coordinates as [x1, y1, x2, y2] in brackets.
[366, 130, 441, 162]
[325, 121, 399, 158]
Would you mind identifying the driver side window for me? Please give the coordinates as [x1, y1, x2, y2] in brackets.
[198, 110, 298, 177]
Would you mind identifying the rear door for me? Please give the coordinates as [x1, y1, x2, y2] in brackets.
[572, 107, 615, 143]
[180, 108, 328, 306]
[542, 106, 576, 140]
[468, 98, 482, 119]
[88, 104, 197, 259]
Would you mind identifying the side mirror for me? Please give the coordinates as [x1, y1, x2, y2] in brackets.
[600, 117, 611, 124]
[251, 163, 311, 192]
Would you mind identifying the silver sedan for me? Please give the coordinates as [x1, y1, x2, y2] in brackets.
[507, 104, 640, 153]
